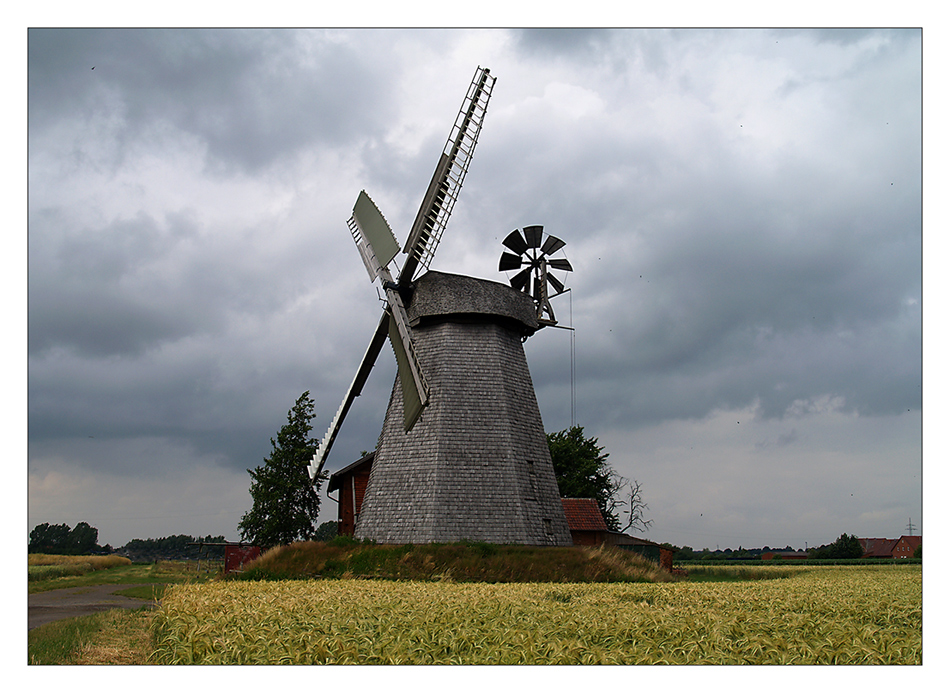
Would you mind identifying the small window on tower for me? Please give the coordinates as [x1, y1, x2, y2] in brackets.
[526, 460, 539, 501]
[543, 519, 553, 535]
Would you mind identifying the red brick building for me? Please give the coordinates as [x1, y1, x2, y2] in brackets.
[223, 544, 261, 574]
[560, 498, 610, 545]
[859, 537, 898, 558]
[326, 451, 374, 537]
[892, 535, 921, 558]
[858, 536, 922, 559]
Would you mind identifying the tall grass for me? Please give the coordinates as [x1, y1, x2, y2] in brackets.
[28, 554, 132, 582]
[29, 609, 154, 665]
[235, 541, 671, 584]
[28, 553, 132, 568]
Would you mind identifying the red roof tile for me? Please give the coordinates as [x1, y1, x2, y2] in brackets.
[561, 498, 609, 532]
[859, 538, 898, 558]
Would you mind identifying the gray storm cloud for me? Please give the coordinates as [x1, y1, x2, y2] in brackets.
[28, 29, 921, 549]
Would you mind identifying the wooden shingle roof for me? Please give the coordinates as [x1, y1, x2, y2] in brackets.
[327, 451, 375, 493]
[561, 498, 609, 532]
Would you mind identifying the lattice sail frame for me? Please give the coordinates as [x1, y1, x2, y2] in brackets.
[400, 67, 495, 282]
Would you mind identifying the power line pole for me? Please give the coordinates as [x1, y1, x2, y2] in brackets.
[906, 518, 916, 536]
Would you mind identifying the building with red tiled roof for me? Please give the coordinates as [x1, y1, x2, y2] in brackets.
[892, 535, 921, 559]
[560, 498, 674, 572]
[859, 538, 898, 558]
[858, 536, 922, 559]
[560, 498, 610, 545]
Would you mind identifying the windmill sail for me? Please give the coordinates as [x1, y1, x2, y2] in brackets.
[399, 66, 495, 283]
[308, 312, 390, 480]
[349, 191, 400, 282]
[387, 302, 428, 430]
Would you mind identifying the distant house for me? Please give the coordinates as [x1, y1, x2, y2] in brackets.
[891, 535, 921, 558]
[327, 451, 375, 537]
[859, 537, 899, 558]
[858, 536, 922, 559]
[761, 550, 808, 560]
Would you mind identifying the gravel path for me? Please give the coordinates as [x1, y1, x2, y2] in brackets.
[28, 584, 158, 630]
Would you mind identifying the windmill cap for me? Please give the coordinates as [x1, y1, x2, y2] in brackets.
[408, 271, 540, 335]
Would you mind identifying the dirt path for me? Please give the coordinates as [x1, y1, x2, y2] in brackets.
[28, 584, 158, 630]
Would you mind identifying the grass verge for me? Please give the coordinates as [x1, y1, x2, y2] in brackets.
[28, 609, 155, 665]
[29, 559, 220, 594]
[232, 540, 674, 583]
[28, 555, 133, 583]
[28, 560, 221, 665]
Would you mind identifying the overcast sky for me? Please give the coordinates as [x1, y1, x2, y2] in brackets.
[27, 28, 922, 551]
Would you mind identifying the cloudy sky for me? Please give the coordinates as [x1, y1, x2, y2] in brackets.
[27, 28, 922, 551]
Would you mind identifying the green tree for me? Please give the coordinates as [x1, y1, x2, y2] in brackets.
[29, 522, 71, 553]
[29, 522, 101, 554]
[810, 533, 863, 559]
[238, 391, 325, 547]
[67, 521, 98, 554]
[547, 425, 623, 530]
[314, 520, 339, 542]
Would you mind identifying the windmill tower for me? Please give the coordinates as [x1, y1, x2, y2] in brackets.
[309, 68, 573, 546]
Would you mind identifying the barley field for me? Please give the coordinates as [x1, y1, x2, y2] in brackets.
[153, 565, 921, 665]
[28, 554, 132, 582]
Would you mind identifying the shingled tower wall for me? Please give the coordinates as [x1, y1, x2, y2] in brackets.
[355, 271, 572, 545]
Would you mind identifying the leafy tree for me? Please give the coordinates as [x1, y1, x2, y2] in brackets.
[68, 521, 98, 554]
[547, 425, 623, 530]
[238, 391, 325, 547]
[810, 533, 863, 559]
[122, 534, 228, 560]
[314, 520, 339, 542]
[29, 522, 71, 553]
[672, 545, 698, 562]
[29, 521, 100, 554]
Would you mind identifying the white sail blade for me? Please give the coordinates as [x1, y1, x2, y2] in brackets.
[308, 312, 390, 480]
[386, 297, 429, 431]
[349, 190, 400, 282]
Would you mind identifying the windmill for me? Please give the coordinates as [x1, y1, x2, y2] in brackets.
[311, 67, 572, 546]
